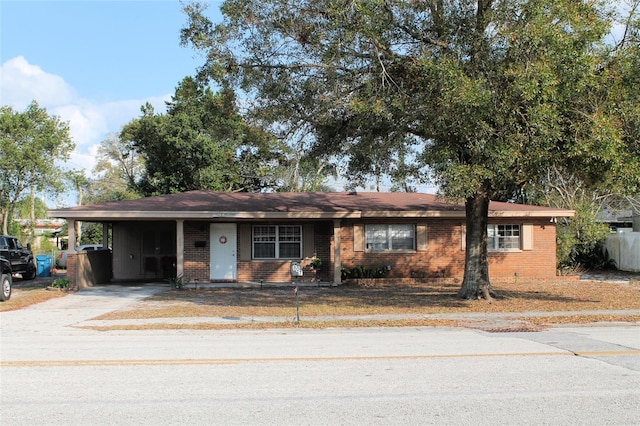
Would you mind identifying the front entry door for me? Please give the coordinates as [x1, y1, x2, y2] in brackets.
[210, 223, 237, 280]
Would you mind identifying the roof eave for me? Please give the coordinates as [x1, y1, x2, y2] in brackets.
[47, 210, 363, 220]
[48, 208, 575, 220]
[488, 210, 575, 218]
[362, 210, 574, 218]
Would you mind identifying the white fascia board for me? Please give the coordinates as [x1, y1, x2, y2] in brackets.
[361, 210, 466, 218]
[47, 210, 362, 220]
[487, 210, 575, 218]
[48, 208, 574, 221]
[361, 210, 575, 218]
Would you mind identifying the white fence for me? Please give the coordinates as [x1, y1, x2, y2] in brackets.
[605, 232, 640, 272]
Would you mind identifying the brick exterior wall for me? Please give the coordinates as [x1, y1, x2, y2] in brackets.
[339, 219, 465, 279]
[181, 218, 558, 283]
[340, 218, 557, 280]
[66, 252, 76, 286]
[183, 222, 210, 282]
[487, 218, 558, 279]
[236, 221, 333, 283]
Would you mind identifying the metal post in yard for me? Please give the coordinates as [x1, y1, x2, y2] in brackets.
[294, 286, 300, 323]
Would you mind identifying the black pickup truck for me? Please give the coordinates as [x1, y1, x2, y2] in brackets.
[0, 235, 36, 281]
[1, 256, 11, 301]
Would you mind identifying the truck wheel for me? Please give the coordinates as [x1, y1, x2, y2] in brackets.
[1, 273, 11, 301]
[23, 261, 36, 280]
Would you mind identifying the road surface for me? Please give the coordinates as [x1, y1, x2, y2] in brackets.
[1, 285, 639, 425]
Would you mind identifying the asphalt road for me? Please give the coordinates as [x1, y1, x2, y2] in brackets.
[1, 285, 639, 425]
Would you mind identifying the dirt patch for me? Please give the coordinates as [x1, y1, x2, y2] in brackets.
[0, 274, 68, 312]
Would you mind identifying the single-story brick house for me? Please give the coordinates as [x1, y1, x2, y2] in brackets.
[47, 190, 574, 287]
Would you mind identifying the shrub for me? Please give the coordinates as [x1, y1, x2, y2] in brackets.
[557, 208, 612, 270]
[341, 265, 390, 280]
[51, 278, 70, 288]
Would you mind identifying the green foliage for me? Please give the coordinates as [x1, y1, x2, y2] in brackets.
[552, 190, 625, 273]
[523, 167, 631, 270]
[557, 205, 612, 270]
[14, 197, 48, 219]
[0, 101, 74, 234]
[170, 275, 186, 290]
[51, 278, 70, 288]
[83, 132, 144, 204]
[79, 222, 104, 246]
[309, 256, 322, 269]
[34, 236, 59, 256]
[341, 265, 390, 280]
[122, 77, 287, 195]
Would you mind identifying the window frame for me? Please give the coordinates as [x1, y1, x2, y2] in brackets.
[487, 224, 521, 251]
[364, 224, 416, 252]
[252, 225, 303, 259]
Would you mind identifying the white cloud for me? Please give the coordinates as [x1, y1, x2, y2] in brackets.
[1, 56, 175, 206]
[0, 56, 76, 108]
[1, 56, 171, 174]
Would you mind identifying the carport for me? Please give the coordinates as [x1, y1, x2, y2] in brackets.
[56, 218, 180, 288]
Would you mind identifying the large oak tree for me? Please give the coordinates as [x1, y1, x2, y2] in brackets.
[181, 0, 640, 298]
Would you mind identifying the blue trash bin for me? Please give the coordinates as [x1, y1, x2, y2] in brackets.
[36, 255, 52, 277]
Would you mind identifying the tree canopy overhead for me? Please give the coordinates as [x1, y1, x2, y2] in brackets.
[181, 0, 640, 298]
[122, 77, 289, 195]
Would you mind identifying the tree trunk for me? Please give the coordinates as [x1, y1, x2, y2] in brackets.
[457, 191, 494, 300]
[1, 210, 8, 236]
[29, 186, 36, 243]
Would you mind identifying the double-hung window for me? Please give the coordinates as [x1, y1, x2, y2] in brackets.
[487, 224, 520, 250]
[253, 225, 302, 259]
[365, 224, 415, 251]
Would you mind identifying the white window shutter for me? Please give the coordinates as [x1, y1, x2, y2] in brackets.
[303, 224, 315, 258]
[460, 224, 466, 251]
[417, 224, 428, 251]
[354, 224, 364, 252]
[522, 224, 534, 250]
[239, 224, 252, 260]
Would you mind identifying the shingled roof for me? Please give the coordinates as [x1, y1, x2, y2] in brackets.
[47, 191, 574, 221]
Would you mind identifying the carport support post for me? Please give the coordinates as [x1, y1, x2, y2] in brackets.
[67, 219, 77, 249]
[333, 219, 341, 285]
[102, 223, 109, 248]
[176, 219, 184, 280]
[65, 219, 77, 287]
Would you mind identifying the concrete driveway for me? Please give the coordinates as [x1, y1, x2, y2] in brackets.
[0, 283, 168, 334]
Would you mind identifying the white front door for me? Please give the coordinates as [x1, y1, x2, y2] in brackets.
[210, 223, 237, 280]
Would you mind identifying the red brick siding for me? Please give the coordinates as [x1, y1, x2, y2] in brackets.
[238, 260, 300, 282]
[340, 218, 557, 280]
[236, 221, 334, 283]
[340, 219, 465, 279]
[182, 218, 558, 283]
[183, 222, 210, 282]
[66, 252, 76, 287]
[487, 219, 557, 279]
[311, 221, 333, 282]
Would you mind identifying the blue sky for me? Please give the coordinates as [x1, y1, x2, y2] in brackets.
[1, 0, 222, 205]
